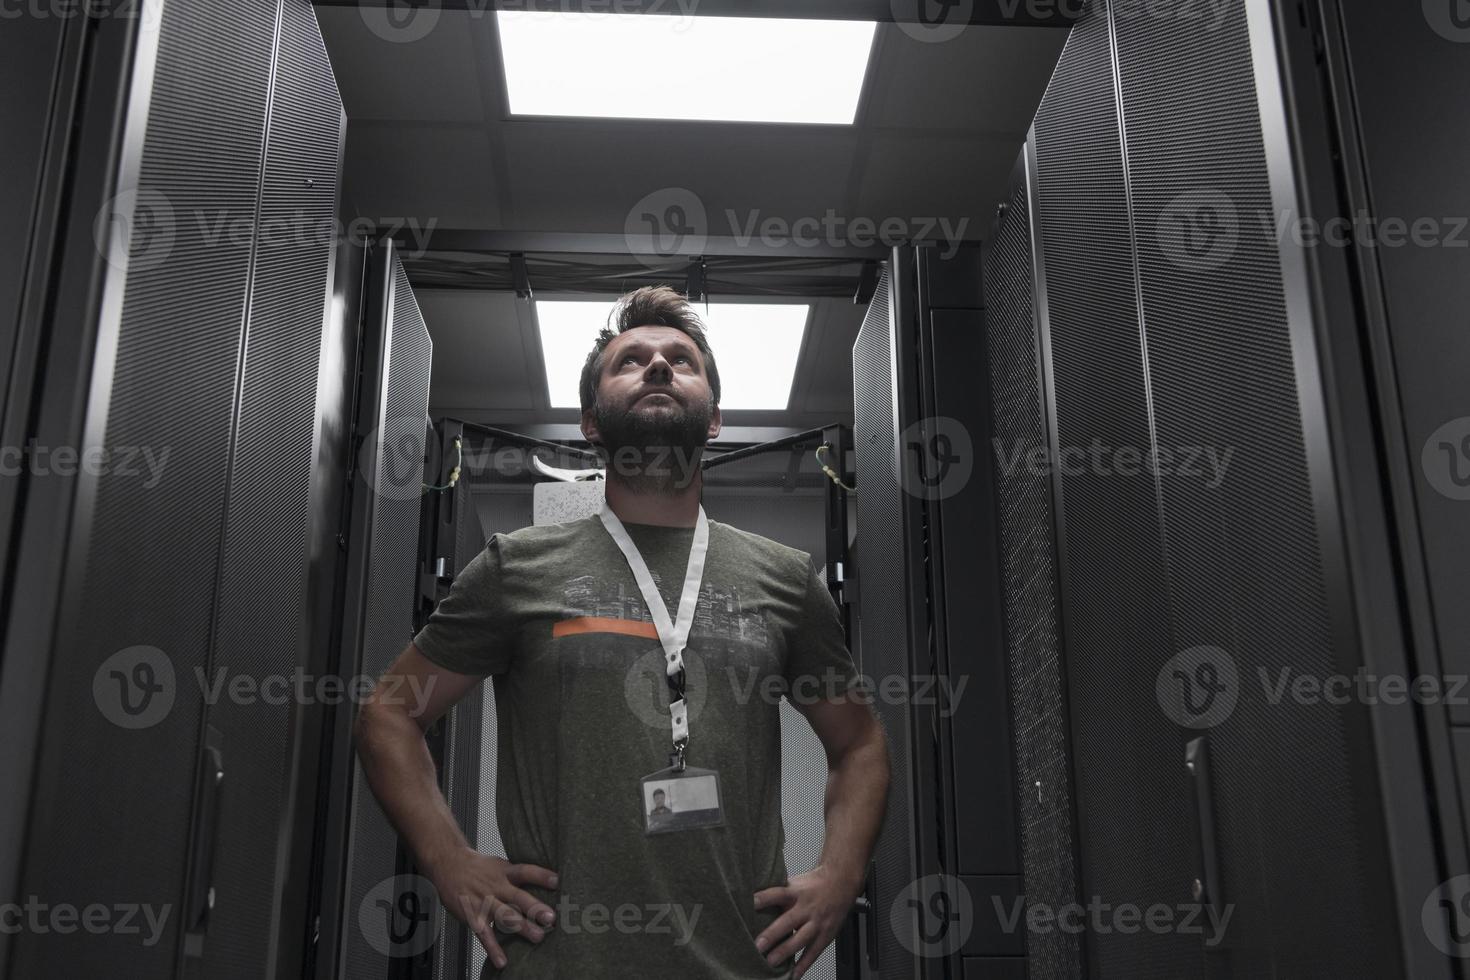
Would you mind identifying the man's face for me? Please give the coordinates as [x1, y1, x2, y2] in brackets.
[581, 325, 722, 462]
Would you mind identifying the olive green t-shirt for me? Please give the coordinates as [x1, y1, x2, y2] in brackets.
[411, 513, 861, 979]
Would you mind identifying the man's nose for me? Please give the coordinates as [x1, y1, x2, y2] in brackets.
[644, 355, 673, 380]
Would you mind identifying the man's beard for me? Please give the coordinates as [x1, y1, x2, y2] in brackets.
[592, 395, 711, 493]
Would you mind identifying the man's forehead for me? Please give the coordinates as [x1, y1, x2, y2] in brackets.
[608, 325, 699, 356]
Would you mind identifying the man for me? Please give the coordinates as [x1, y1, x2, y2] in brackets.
[648, 788, 673, 818]
[354, 285, 890, 979]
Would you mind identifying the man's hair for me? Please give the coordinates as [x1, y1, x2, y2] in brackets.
[578, 285, 721, 414]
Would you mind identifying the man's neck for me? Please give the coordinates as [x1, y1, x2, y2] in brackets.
[603, 467, 704, 528]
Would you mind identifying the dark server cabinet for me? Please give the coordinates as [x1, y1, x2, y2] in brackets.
[317, 239, 435, 980]
[851, 246, 1024, 980]
[984, 152, 1082, 980]
[0, 0, 346, 976]
[982, 0, 1466, 978]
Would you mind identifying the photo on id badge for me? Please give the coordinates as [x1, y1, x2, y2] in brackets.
[640, 767, 725, 834]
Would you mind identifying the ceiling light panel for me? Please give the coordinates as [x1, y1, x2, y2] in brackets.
[497, 12, 877, 125]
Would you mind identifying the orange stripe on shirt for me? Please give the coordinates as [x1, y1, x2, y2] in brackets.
[551, 616, 659, 640]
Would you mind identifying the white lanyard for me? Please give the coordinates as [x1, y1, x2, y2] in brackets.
[598, 501, 709, 767]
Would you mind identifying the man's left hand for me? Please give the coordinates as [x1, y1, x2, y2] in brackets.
[753, 864, 861, 978]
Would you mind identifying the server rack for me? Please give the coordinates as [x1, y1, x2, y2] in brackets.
[0, 1, 346, 977]
[981, 1, 1468, 977]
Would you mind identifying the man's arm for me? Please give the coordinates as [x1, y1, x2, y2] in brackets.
[353, 642, 483, 875]
[754, 692, 890, 978]
[354, 642, 559, 968]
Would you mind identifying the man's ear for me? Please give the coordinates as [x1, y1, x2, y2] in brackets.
[706, 403, 722, 441]
[581, 408, 600, 445]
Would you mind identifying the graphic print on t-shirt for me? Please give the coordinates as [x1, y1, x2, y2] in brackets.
[553, 571, 780, 734]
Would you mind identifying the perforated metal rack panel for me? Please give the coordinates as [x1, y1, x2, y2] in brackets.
[1032, 2, 1187, 975]
[341, 250, 433, 979]
[851, 266, 922, 975]
[203, 0, 343, 973]
[10, 0, 277, 974]
[1110, 0, 1392, 973]
[984, 157, 1080, 980]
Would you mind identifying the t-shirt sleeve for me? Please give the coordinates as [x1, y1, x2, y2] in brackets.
[411, 534, 516, 677]
[783, 553, 864, 702]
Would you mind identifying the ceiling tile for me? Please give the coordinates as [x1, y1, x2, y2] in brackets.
[343, 126, 502, 228]
[316, 7, 487, 123]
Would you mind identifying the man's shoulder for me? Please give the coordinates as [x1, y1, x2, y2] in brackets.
[482, 514, 602, 562]
[709, 519, 814, 572]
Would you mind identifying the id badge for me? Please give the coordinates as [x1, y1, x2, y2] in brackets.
[639, 766, 725, 835]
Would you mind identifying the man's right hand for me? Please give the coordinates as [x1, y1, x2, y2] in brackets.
[429, 848, 560, 970]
